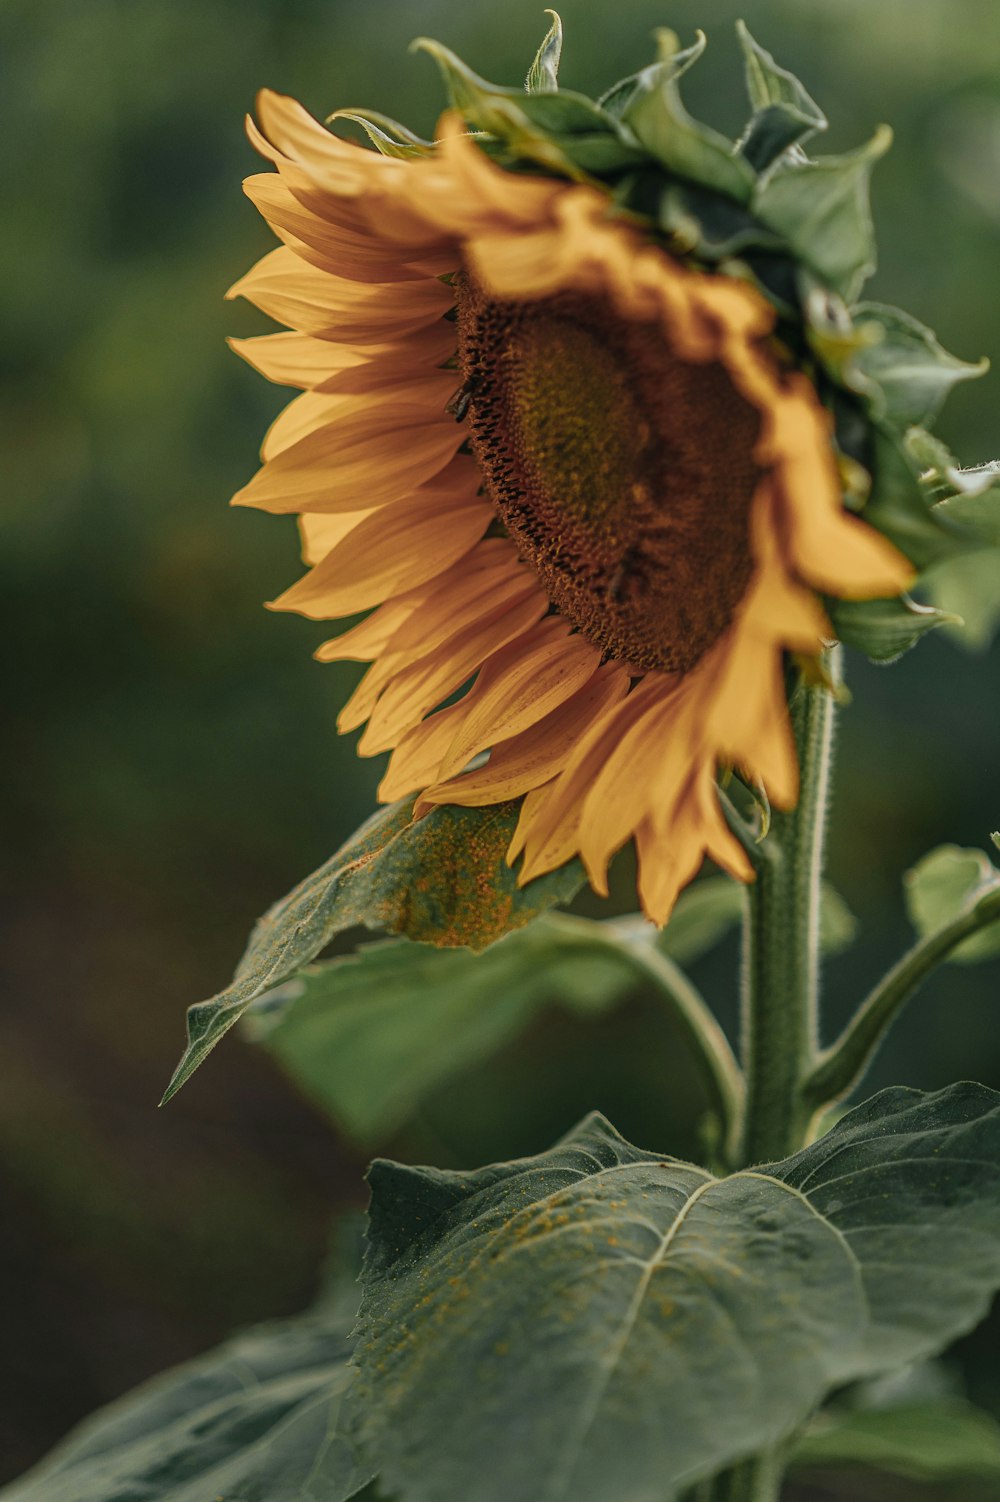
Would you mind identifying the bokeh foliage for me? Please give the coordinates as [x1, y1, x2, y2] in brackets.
[2, 0, 999, 1489]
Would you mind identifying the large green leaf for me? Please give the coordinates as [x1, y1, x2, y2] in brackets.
[247, 880, 854, 1146]
[0, 1301, 372, 1502]
[355, 1084, 1000, 1502]
[162, 797, 583, 1103]
[793, 1401, 1000, 1483]
[753, 127, 891, 299]
[904, 844, 1000, 964]
[245, 914, 635, 1144]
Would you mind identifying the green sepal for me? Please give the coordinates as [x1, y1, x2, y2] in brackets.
[656, 181, 785, 261]
[753, 126, 892, 299]
[905, 844, 1000, 964]
[933, 465, 1000, 544]
[526, 9, 562, 94]
[735, 21, 827, 173]
[620, 33, 756, 203]
[793, 1400, 1000, 1483]
[828, 592, 961, 663]
[923, 547, 1000, 650]
[862, 425, 970, 569]
[327, 108, 433, 159]
[846, 302, 988, 427]
[597, 28, 706, 120]
[160, 797, 583, 1103]
[412, 37, 627, 178]
[355, 1085, 1000, 1502]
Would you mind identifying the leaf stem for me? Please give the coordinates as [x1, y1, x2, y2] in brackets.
[549, 914, 745, 1161]
[804, 885, 1000, 1109]
[738, 652, 839, 1166]
[613, 936, 745, 1163]
[700, 1447, 784, 1501]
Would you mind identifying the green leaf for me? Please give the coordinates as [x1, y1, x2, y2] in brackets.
[0, 1298, 371, 1502]
[245, 914, 634, 1145]
[327, 108, 433, 160]
[793, 1401, 1000, 1482]
[621, 34, 755, 203]
[735, 22, 827, 173]
[828, 592, 961, 663]
[904, 844, 1000, 963]
[848, 302, 988, 427]
[162, 797, 583, 1103]
[356, 1084, 1000, 1501]
[526, 9, 562, 94]
[753, 127, 892, 299]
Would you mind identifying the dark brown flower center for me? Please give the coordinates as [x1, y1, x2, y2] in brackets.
[455, 273, 764, 674]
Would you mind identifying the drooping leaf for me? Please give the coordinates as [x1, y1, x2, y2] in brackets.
[525, 10, 562, 94]
[828, 593, 961, 663]
[753, 127, 892, 299]
[735, 21, 827, 173]
[847, 302, 988, 428]
[162, 797, 583, 1103]
[0, 1297, 371, 1502]
[621, 34, 756, 204]
[245, 914, 634, 1145]
[904, 844, 1000, 963]
[356, 1084, 1000, 1502]
[792, 1401, 1000, 1483]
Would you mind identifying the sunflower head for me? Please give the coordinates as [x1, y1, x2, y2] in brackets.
[227, 16, 990, 927]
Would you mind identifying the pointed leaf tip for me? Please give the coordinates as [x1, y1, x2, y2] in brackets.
[526, 10, 563, 93]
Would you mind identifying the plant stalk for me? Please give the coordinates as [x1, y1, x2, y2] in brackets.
[738, 654, 839, 1164]
[701, 1449, 784, 1501]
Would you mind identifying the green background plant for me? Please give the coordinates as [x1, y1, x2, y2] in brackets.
[2, 1, 1000, 1495]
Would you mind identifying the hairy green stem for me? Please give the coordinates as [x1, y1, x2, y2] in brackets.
[738, 657, 839, 1166]
[804, 884, 1000, 1108]
[700, 1447, 784, 1501]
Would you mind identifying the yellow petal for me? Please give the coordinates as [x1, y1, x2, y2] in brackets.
[226, 246, 453, 341]
[232, 400, 463, 514]
[423, 663, 629, 807]
[273, 494, 490, 619]
[358, 592, 549, 755]
[298, 509, 373, 566]
[432, 627, 601, 786]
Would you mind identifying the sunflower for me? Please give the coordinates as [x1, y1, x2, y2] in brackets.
[227, 47, 915, 925]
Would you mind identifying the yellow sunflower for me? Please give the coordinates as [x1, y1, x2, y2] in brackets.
[227, 88, 912, 925]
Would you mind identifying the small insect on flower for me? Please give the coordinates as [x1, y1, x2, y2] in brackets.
[227, 23, 917, 924]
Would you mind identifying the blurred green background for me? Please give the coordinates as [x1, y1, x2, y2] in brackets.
[2, 0, 999, 1491]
